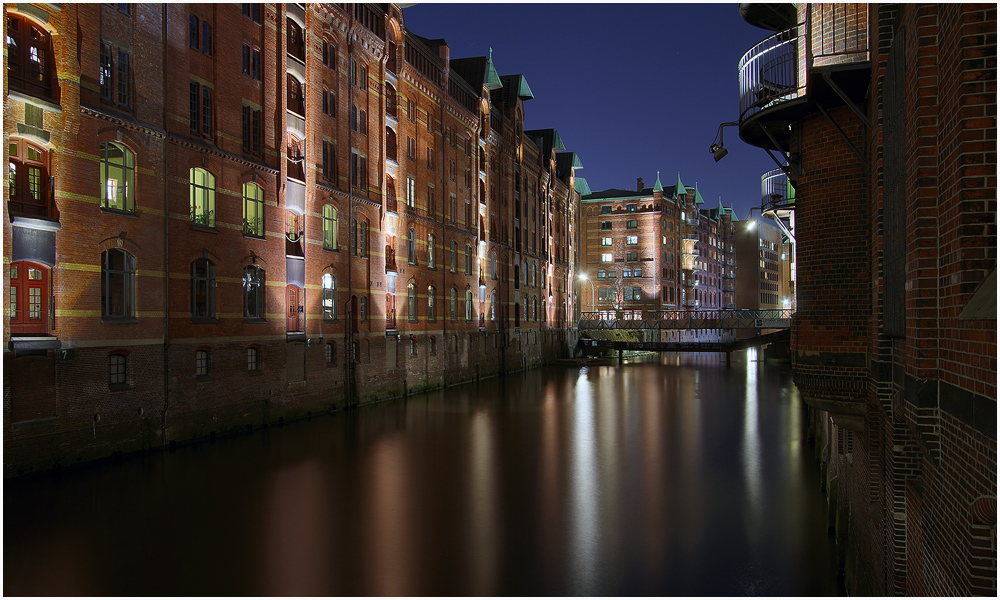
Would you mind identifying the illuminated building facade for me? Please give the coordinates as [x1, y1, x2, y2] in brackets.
[3, 3, 581, 475]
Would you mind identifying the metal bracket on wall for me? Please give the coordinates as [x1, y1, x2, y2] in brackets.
[758, 121, 801, 179]
[817, 103, 866, 163]
[822, 70, 872, 129]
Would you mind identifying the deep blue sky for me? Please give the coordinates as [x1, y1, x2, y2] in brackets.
[401, 2, 776, 221]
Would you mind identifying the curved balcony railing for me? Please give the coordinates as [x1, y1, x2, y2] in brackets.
[739, 22, 805, 122]
[761, 168, 795, 212]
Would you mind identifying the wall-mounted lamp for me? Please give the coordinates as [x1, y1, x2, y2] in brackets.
[710, 121, 739, 163]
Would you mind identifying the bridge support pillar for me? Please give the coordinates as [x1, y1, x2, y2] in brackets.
[726, 350, 732, 368]
[618, 349, 624, 364]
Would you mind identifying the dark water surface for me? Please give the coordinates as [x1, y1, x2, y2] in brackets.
[5, 350, 842, 596]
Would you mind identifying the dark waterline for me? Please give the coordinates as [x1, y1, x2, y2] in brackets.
[4, 350, 843, 596]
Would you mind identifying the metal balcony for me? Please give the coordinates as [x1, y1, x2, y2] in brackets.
[761, 168, 795, 212]
[738, 22, 807, 149]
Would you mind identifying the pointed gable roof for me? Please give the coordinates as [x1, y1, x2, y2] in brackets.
[653, 171, 663, 192]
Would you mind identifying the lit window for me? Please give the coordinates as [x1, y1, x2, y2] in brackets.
[465, 289, 473, 321]
[601, 253, 613, 263]
[189, 167, 215, 227]
[408, 282, 417, 322]
[626, 235, 639, 245]
[243, 182, 264, 237]
[427, 285, 436, 320]
[7, 139, 50, 217]
[427, 234, 436, 268]
[450, 288, 457, 321]
[322, 204, 337, 249]
[322, 273, 336, 320]
[601, 237, 612, 246]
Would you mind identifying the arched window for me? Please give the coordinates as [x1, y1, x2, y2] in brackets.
[247, 346, 261, 372]
[490, 292, 497, 321]
[465, 289, 473, 321]
[243, 182, 264, 237]
[322, 273, 336, 320]
[189, 167, 215, 227]
[191, 257, 216, 319]
[407, 228, 416, 264]
[407, 281, 417, 321]
[322, 204, 337, 249]
[6, 14, 56, 100]
[427, 285, 436, 320]
[243, 264, 265, 319]
[101, 142, 135, 212]
[9, 261, 49, 334]
[7, 139, 50, 217]
[102, 248, 136, 319]
[286, 74, 304, 116]
[287, 136, 304, 181]
[427, 233, 436, 268]
[465, 244, 473, 274]
[531, 262, 536, 286]
[385, 127, 397, 162]
[360, 295, 367, 321]
[286, 18, 305, 62]
[450, 288, 457, 322]
[523, 261, 528, 287]
[109, 353, 128, 386]
[490, 252, 497, 280]
[450, 240, 457, 272]
[532, 296, 538, 321]
[195, 349, 211, 376]
[360, 219, 368, 257]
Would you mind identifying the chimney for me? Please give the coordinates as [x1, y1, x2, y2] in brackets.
[637, 177, 644, 191]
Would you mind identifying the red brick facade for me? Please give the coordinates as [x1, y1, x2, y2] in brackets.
[738, 3, 996, 595]
[4, 3, 581, 476]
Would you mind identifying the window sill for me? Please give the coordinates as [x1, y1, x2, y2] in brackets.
[190, 223, 218, 233]
[102, 316, 139, 324]
[244, 318, 267, 324]
[191, 316, 219, 324]
[323, 246, 339, 252]
[109, 383, 133, 393]
[100, 207, 139, 219]
[243, 233, 266, 240]
[323, 318, 339, 324]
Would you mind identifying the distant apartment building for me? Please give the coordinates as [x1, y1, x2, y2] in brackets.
[579, 174, 735, 321]
[734, 215, 789, 310]
[4, 3, 582, 476]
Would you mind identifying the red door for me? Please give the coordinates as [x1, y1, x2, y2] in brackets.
[286, 285, 301, 332]
[10, 261, 48, 335]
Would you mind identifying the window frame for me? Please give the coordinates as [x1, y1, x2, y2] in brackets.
[190, 257, 216, 320]
[189, 167, 216, 228]
[101, 248, 136, 320]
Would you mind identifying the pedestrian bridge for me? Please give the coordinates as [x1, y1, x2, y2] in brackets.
[578, 309, 793, 331]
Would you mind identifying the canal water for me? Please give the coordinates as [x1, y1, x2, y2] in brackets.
[4, 350, 842, 596]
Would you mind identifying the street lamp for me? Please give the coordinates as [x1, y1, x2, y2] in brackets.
[578, 273, 596, 311]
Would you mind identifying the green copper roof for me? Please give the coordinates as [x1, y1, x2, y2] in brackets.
[694, 182, 705, 205]
[483, 47, 502, 90]
[653, 171, 663, 192]
[674, 172, 685, 199]
[575, 177, 592, 196]
[551, 129, 566, 151]
[717, 196, 724, 212]
[512, 74, 534, 99]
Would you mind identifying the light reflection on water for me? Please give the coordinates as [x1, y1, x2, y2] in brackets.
[4, 350, 842, 596]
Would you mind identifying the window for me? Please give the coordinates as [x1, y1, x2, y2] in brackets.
[189, 82, 212, 136]
[6, 14, 56, 100]
[322, 204, 337, 249]
[359, 220, 368, 257]
[426, 109, 434, 133]
[322, 140, 337, 181]
[427, 285, 436, 320]
[627, 251, 638, 262]
[247, 347, 260, 372]
[243, 264, 265, 319]
[100, 42, 114, 101]
[287, 76, 305, 116]
[242, 3, 262, 23]
[465, 289, 473, 321]
[597, 269, 606, 278]
[191, 258, 216, 319]
[286, 18, 304, 62]
[322, 89, 336, 117]
[429, 336, 437, 355]
[626, 203, 637, 213]
[601, 253, 613, 263]
[601, 221, 612, 231]
[7, 139, 50, 217]
[407, 282, 417, 321]
[189, 167, 215, 227]
[195, 349, 211, 376]
[450, 288, 457, 321]
[626, 219, 638, 229]
[598, 287, 611, 302]
[426, 185, 435, 216]
[406, 176, 415, 207]
[406, 136, 416, 160]
[601, 205, 612, 214]
[352, 59, 367, 90]
[531, 263, 536, 286]
[626, 235, 639, 245]
[351, 218, 358, 256]
[242, 182, 264, 237]
[450, 240, 457, 272]
[360, 295, 367, 321]
[406, 98, 415, 121]
[109, 353, 127, 386]
[406, 228, 416, 264]
[350, 152, 367, 191]
[465, 244, 473, 274]
[242, 105, 261, 155]
[490, 253, 497, 280]
[9, 261, 48, 334]
[632, 286, 642, 301]
[322, 273, 336, 319]
[634, 268, 643, 278]
[321, 40, 335, 69]
[623, 268, 632, 278]
[426, 147, 434, 169]
[100, 142, 135, 213]
[242, 44, 260, 80]
[427, 233, 436, 268]
[101, 248, 136, 318]
[601, 237, 612, 247]
[326, 341, 337, 365]
[490, 292, 497, 321]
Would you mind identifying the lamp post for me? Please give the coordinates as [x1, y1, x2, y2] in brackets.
[578, 273, 596, 313]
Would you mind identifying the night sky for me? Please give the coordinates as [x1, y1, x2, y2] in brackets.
[401, 2, 778, 221]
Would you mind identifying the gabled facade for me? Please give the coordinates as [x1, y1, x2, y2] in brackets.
[4, 3, 582, 476]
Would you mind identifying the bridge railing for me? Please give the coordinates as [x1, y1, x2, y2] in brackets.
[578, 309, 794, 330]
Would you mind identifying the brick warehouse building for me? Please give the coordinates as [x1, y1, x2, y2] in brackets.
[3, 3, 582, 476]
[730, 3, 996, 595]
[579, 173, 736, 340]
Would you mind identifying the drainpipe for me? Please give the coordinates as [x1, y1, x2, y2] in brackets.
[159, 3, 170, 447]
